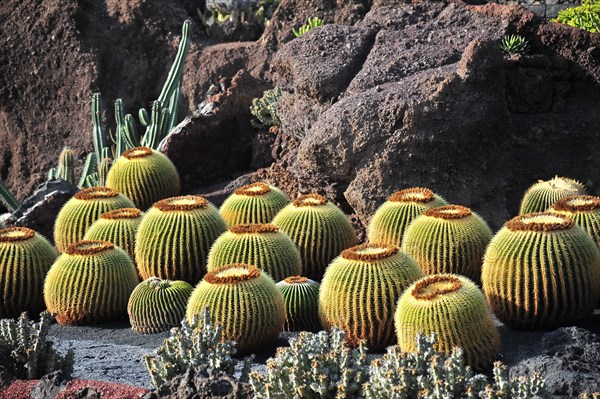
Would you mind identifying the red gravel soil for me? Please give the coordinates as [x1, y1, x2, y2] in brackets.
[0, 379, 148, 399]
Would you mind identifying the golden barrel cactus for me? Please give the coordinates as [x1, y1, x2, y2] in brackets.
[219, 182, 290, 227]
[84, 208, 143, 261]
[519, 176, 586, 215]
[549, 195, 600, 247]
[276, 276, 320, 332]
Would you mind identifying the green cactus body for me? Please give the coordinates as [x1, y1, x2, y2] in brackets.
[481, 212, 600, 330]
[319, 243, 425, 350]
[0, 227, 58, 319]
[549, 195, 600, 247]
[401, 205, 492, 282]
[53, 187, 135, 253]
[219, 182, 290, 227]
[186, 264, 285, 353]
[276, 276, 320, 332]
[207, 224, 301, 282]
[395, 274, 500, 370]
[84, 208, 143, 262]
[127, 277, 193, 334]
[43, 240, 139, 325]
[106, 146, 181, 210]
[272, 194, 357, 281]
[367, 187, 447, 247]
[135, 196, 227, 284]
[519, 176, 586, 215]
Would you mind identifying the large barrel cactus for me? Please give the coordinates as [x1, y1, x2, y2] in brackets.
[276, 276, 320, 332]
[395, 274, 500, 370]
[519, 176, 586, 215]
[43, 240, 139, 325]
[54, 187, 134, 253]
[367, 187, 447, 247]
[272, 194, 357, 281]
[0, 227, 58, 319]
[84, 208, 143, 261]
[549, 195, 600, 247]
[207, 223, 301, 282]
[106, 146, 180, 210]
[319, 243, 424, 350]
[219, 182, 290, 227]
[401, 205, 492, 282]
[127, 277, 193, 334]
[135, 196, 227, 284]
[482, 212, 600, 330]
[186, 264, 285, 353]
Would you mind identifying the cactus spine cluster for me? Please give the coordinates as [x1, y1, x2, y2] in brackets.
[272, 194, 357, 281]
[401, 205, 492, 282]
[207, 223, 301, 282]
[128, 277, 193, 334]
[395, 274, 500, 370]
[481, 212, 600, 329]
[53, 187, 135, 252]
[84, 208, 143, 261]
[276, 276, 320, 332]
[219, 182, 290, 227]
[0, 227, 58, 319]
[43, 240, 139, 325]
[319, 243, 425, 350]
[519, 176, 586, 215]
[135, 196, 227, 284]
[186, 264, 285, 353]
[106, 147, 181, 210]
[549, 195, 600, 247]
[367, 187, 447, 247]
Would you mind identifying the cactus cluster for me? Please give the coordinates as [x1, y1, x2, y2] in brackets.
[277, 276, 320, 332]
[219, 182, 289, 227]
[519, 176, 586, 215]
[84, 208, 143, 262]
[549, 195, 600, 247]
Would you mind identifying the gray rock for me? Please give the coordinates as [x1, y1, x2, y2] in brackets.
[30, 371, 69, 399]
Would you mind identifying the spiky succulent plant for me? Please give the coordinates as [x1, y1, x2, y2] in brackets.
[0, 227, 58, 319]
[401, 205, 492, 282]
[319, 243, 424, 350]
[53, 186, 134, 253]
[84, 208, 143, 262]
[276, 276, 320, 332]
[519, 176, 586, 215]
[482, 212, 600, 330]
[106, 146, 181, 210]
[219, 182, 290, 227]
[207, 223, 301, 282]
[43, 240, 139, 325]
[367, 187, 447, 247]
[135, 196, 227, 284]
[272, 194, 357, 281]
[395, 274, 500, 371]
[549, 195, 600, 247]
[186, 264, 285, 353]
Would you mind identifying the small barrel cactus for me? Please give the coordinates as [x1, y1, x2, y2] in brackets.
[401, 205, 492, 282]
[135, 196, 227, 284]
[127, 277, 193, 334]
[272, 194, 357, 281]
[44, 240, 139, 325]
[186, 263, 285, 353]
[84, 208, 143, 262]
[219, 182, 290, 227]
[54, 187, 135, 253]
[395, 274, 500, 370]
[0, 227, 58, 319]
[482, 212, 600, 329]
[549, 195, 600, 247]
[519, 176, 586, 215]
[319, 243, 424, 350]
[367, 187, 447, 247]
[207, 223, 301, 282]
[276, 276, 320, 332]
[106, 146, 181, 210]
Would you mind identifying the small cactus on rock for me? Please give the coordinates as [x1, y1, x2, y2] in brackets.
[84, 207, 143, 262]
[519, 176, 586, 215]
[219, 182, 290, 227]
[549, 195, 600, 247]
[276, 276, 320, 332]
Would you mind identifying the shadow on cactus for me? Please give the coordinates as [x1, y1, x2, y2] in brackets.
[276, 276, 320, 332]
[549, 195, 600, 247]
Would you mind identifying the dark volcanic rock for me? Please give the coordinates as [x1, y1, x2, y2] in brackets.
[30, 371, 69, 399]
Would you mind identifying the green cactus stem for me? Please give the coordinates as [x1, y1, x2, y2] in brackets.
[549, 195, 600, 247]
[276, 276, 321, 332]
[519, 176, 586, 215]
[84, 207, 143, 262]
[219, 182, 290, 227]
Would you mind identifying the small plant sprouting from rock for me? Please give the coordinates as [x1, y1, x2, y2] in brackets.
[500, 34, 528, 56]
[250, 87, 282, 128]
[292, 17, 324, 38]
[553, 0, 600, 33]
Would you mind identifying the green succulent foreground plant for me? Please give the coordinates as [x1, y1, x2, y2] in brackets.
[519, 176, 586, 215]
[84, 207, 143, 262]
[500, 34, 528, 56]
[553, 0, 600, 33]
[549, 195, 600, 247]
[250, 87, 282, 128]
[292, 17, 324, 37]
[219, 182, 290, 227]
[276, 276, 320, 332]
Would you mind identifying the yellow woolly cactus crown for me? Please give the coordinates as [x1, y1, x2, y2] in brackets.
[519, 176, 586, 215]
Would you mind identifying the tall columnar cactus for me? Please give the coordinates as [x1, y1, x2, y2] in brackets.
[276, 276, 321, 332]
[272, 194, 357, 281]
[519, 176, 586, 215]
[367, 187, 447, 247]
[135, 196, 227, 284]
[43, 240, 139, 325]
[106, 147, 181, 210]
[207, 223, 301, 282]
[186, 264, 285, 353]
[0, 227, 58, 319]
[319, 243, 424, 350]
[53, 187, 134, 253]
[395, 274, 500, 371]
[219, 182, 290, 227]
[84, 208, 144, 262]
[128, 277, 193, 334]
[401, 205, 492, 282]
[481, 212, 600, 330]
[549, 195, 600, 247]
